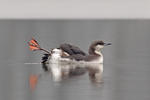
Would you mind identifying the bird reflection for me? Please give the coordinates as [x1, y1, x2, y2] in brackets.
[42, 62, 87, 82]
[42, 62, 103, 83]
[86, 63, 103, 83]
[29, 63, 103, 90]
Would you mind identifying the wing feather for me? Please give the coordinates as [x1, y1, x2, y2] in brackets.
[60, 43, 87, 56]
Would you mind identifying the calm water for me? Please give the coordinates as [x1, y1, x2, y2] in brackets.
[0, 20, 150, 100]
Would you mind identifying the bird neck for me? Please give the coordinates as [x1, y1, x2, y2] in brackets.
[89, 47, 102, 56]
[94, 50, 102, 56]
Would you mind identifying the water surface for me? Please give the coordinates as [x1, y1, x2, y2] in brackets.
[0, 20, 150, 100]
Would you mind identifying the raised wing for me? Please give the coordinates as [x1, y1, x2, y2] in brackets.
[59, 43, 87, 56]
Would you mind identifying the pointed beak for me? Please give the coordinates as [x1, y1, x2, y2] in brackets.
[104, 43, 112, 46]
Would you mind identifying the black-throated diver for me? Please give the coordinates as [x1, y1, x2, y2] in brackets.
[28, 38, 111, 82]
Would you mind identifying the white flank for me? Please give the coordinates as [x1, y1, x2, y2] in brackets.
[49, 48, 62, 63]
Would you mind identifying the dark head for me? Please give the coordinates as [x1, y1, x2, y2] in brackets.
[89, 40, 111, 55]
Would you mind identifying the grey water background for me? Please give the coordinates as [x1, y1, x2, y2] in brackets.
[0, 20, 150, 100]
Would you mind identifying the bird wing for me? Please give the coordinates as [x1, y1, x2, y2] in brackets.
[59, 43, 87, 56]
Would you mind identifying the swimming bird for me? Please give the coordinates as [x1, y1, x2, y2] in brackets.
[28, 38, 111, 64]
[28, 38, 111, 82]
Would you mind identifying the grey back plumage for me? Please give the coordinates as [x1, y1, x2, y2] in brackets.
[83, 55, 100, 61]
[59, 43, 87, 61]
[66, 54, 86, 61]
[60, 43, 87, 56]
